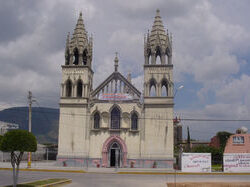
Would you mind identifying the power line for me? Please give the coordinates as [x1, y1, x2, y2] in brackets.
[1, 105, 250, 122]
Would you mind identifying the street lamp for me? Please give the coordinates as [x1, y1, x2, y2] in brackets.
[174, 85, 184, 97]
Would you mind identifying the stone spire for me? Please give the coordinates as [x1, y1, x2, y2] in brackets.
[71, 12, 88, 46]
[114, 52, 119, 72]
[65, 12, 93, 67]
[149, 9, 167, 43]
[144, 9, 172, 65]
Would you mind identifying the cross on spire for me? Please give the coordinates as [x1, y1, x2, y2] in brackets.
[114, 52, 119, 72]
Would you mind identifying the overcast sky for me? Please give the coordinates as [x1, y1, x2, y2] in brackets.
[1, 0, 250, 140]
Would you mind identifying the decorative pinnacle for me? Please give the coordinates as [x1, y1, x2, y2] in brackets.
[156, 9, 160, 16]
[127, 71, 131, 83]
[66, 32, 70, 48]
[114, 52, 119, 72]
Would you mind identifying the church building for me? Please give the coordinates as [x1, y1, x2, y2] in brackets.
[57, 10, 175, 168]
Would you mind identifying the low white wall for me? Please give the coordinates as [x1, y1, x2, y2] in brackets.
[181, 153, 211, 172]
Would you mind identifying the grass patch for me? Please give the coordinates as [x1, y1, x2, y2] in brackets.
[212, 164, 223, 172]
[5, 178, 70, 187]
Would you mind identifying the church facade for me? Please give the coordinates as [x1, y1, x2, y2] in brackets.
[57, 10, 175, 168]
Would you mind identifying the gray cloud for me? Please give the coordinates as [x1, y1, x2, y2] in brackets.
[0, 0, 250, 140]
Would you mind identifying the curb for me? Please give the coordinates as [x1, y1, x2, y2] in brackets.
[20, 178, 72, 187]
[118, 172, 250, 175]
[0, 167, 86, 173]
[1, 167, 250, 175]
[39, 179, 72, 187]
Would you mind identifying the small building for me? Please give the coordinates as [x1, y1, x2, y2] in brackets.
[224, 127, 250, 153]
[0, 121, 19, 135]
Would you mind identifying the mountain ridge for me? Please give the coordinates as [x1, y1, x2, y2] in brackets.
[0, 107, 59, 144]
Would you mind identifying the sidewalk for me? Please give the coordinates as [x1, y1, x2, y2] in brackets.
[0, 161, 175, 174]
[1, 161, 250, 175]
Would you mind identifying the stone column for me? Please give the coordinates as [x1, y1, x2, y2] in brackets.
[168, 55, 172, 65]
[79, 54, 83, 65]
[86, 84, 89, 97]
[161, 54, 166, 64]
[151, 53, 156, 64]
[82, 84, 85, 97]
[155, 83, 161, 97]
[69, 54, 73, 65]
[61, 84, 64, 97]
[145, 55, 149, 64]
[72, 84, 75, 97]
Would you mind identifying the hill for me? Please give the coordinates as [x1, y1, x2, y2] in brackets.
[0, 107, 59, 144]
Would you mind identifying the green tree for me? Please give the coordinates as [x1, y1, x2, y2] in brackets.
[0, 135, 3, 144]
[216, 131, 233, 151]
[0, 130, 37, 187]
[192, 145, 223, 165]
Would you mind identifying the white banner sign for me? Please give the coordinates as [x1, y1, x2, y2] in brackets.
[224, 153, 250, 172]
[181, 153, 211, 172]
[98, 93, 133, 101]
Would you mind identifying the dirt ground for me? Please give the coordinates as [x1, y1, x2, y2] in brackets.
[167, 182, 250, 187]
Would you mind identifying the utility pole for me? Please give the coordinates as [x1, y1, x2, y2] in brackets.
[27, 91, 35, 168]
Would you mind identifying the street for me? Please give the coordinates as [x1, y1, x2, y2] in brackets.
[1, 170, 250, 187]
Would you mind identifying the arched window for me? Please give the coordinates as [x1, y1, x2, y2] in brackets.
[94, 113, 100, 129]
[66, 80, 72, 97]
[82, 50, 87, 65]
[149, 79, 157, 97]
[156, 55, 161, 64]
[155, 46, 161, 64]
[111, 107, 120, 129]
[161, 79, 168, 96]
[131, 113, 138, 130]
[73, 48, 79, 65]
[77, 80, 83, 97]
[65, 50, 70, 65]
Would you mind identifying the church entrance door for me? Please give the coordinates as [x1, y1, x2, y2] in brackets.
[109, 142, 121, 167]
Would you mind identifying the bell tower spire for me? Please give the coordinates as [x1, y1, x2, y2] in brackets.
[144, 9, 172, 65]
[61, 12, 94, 100]
[64, 12, 93, 67]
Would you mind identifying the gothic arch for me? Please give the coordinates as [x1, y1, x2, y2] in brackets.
[82, 49, 88, 65]
[149, 78, 157, 97]
[161, 78, 168, 96]
[93, 111, 101, 129]
[65, 79, 73, 97]
[110, 105, 121, 129]
[130, 111, 139, 130]
[76, 79, 83, 97]
[102, 135, 127, 167]
[155, 46, 162, 64]
[73, 47, 79, 65]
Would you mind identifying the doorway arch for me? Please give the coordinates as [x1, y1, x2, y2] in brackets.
[102, 135, 127, 167]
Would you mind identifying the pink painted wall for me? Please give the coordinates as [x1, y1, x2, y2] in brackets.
[224, 134, 250, 153]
